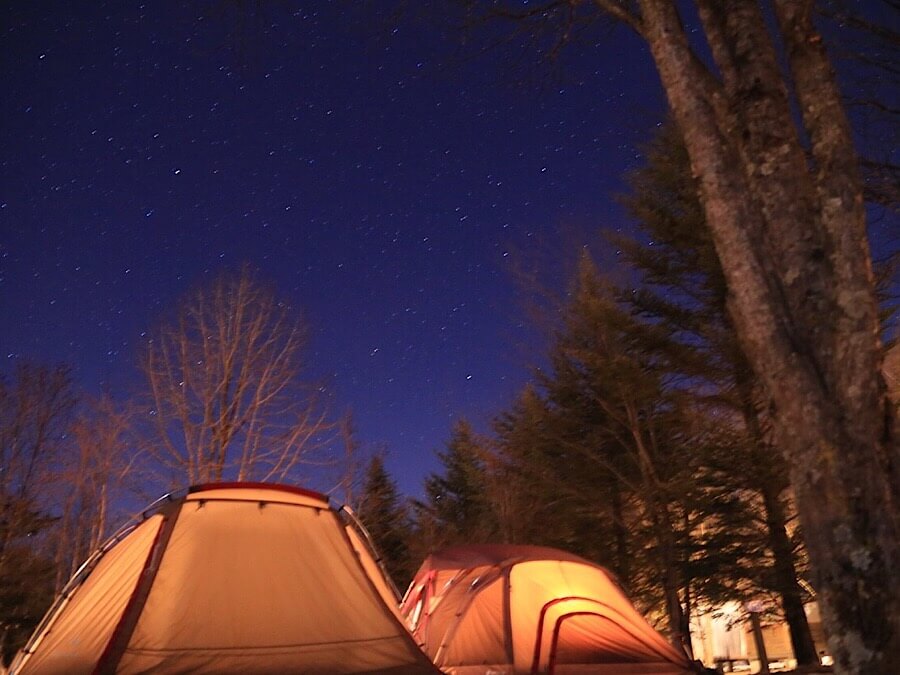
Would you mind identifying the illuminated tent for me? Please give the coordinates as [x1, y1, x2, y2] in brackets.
[12, 483, 439, 675]
[400, 544, 696, 675]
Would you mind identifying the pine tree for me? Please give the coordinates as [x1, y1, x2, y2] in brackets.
[553, 256, 701, 645]
[493, 385, 626, 565]
[494, 256, 763, 649]
[617, 123, 818, 663]
[356, 454, 414, 589]
[418, 419, 496, 549]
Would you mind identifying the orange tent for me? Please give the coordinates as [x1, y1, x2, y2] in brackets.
[12, 483, 439, 675]
[400, 544, 697, 675]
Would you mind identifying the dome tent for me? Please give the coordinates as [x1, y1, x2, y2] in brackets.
[12, 483, 439, 675]
[400, 544, 697, 675]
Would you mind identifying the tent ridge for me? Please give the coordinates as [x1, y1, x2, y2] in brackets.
[188, 481, 327, 502]
[183, 495, 326, 509]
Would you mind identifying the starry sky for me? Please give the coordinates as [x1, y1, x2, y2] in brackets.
[1, 1, 893, 497]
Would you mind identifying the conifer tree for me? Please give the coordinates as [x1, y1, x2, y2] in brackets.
[418, 419, 496, 549]
[617, 123, 818, 663]
[495, 256, 762, 649]
[456, 5, 897, 667]
[551, 257, 702, 645]
[493, 385, 627, 566]
[356, 454, 414, 589]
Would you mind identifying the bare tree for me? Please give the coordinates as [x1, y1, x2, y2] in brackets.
[52, 392, 140, 589]
[333, 412, 365, 505]
[0, 363, 75, 565]
[140, 267, 334, 485]
[0, 363, 74, 663]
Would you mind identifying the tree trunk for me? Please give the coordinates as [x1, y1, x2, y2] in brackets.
[656, 508, 688, 649]
[638, 2, 900, 672]
[734, 362, 818, 666]
[680, 512, 694, 661]
[627, 403, 689, 650]
[760, 483, 819, 666]
[610, 482, 630, 584]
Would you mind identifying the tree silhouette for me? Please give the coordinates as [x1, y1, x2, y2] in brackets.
[356, 454, 414, 589]
[140, 267, 334, 485]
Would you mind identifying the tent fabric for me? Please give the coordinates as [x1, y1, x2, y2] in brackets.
[401, 544, 696, 675]
[12, 483, 439, 675]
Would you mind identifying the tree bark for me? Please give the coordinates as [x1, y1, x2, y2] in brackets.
[637, 1, 900, 672]
[610, 482, 630, 584]
[760, 483, 819, 666]
[627, 402, 689, 651]
[733, 364, 818, 666]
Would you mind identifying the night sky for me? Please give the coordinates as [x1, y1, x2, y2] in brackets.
[1, 2, 892, 496]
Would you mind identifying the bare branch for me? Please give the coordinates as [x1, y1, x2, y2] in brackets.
[138, 266, 335, 485]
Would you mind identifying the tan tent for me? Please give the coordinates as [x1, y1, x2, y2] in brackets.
[11, 483, 439, 675]
[400, 544, 697, 675]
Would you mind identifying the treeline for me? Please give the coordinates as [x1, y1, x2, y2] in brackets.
[2, 123, 895, 666]
[4, 3, 898, 658]
[1, 365, 135, 661]
[0, 269, 337, 663]
[353, 124, 899, 666]
[439, 2, 900, 671]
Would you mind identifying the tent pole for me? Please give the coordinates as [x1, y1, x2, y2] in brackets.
[93, 499, 185, 675]
[503, 566, 514, 667]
